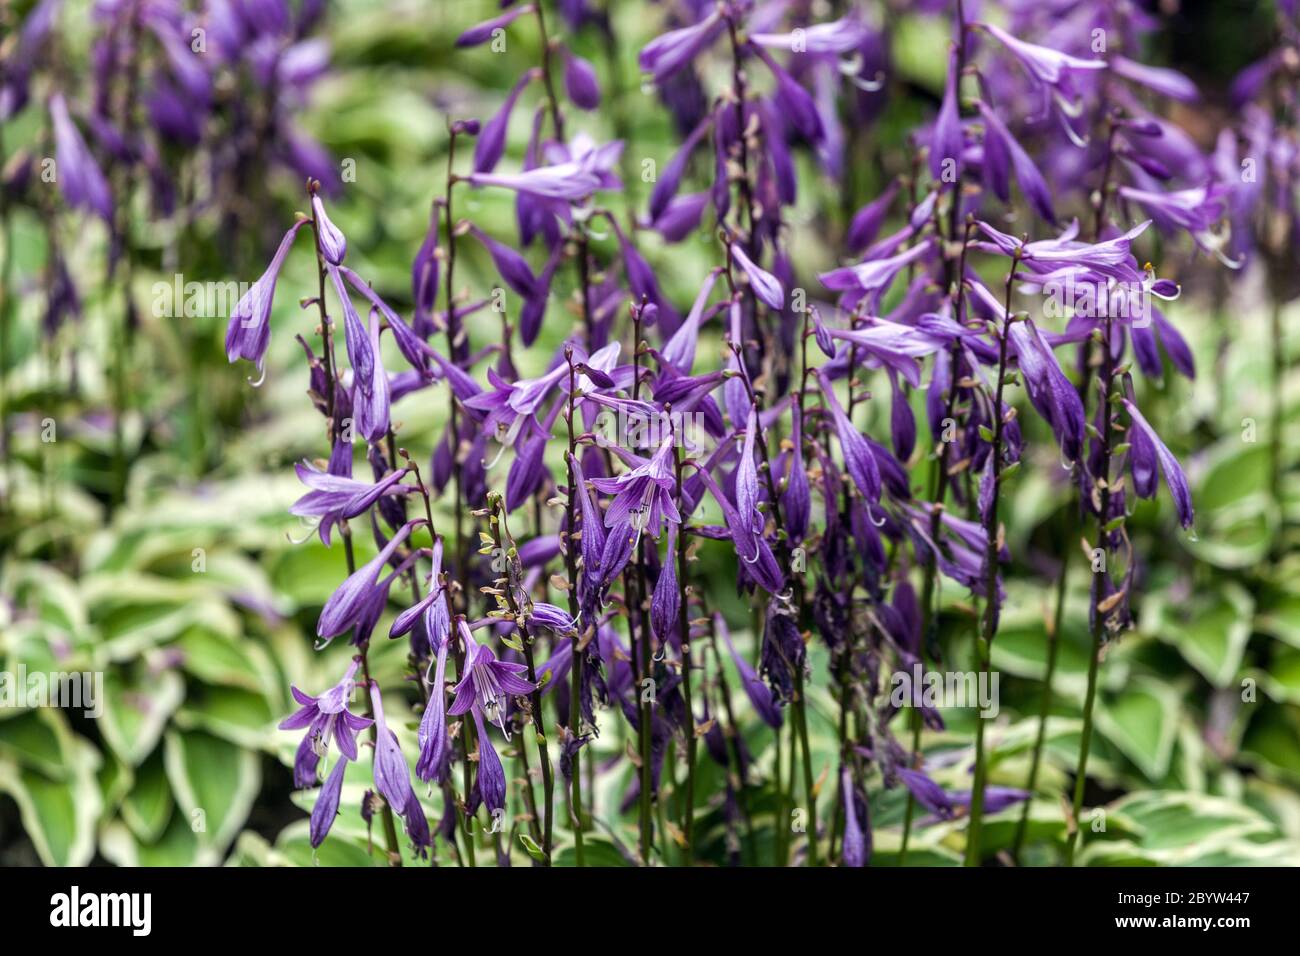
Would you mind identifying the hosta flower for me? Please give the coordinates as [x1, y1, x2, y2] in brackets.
[449, 620, 536, 736]
[456, 5, 535, 47]
[1123, 399, 1194, 529]
[1006, 319, 1085, 463]
[225, 220, 308, 375]
[280, 659, 373, 789]
[291, 461, 412, 546]
[638, 10, 725, 83]
[730, 242, 785, 310]
[590, 433, 682, 539]
[718, 613, 781, 728]
[317, 519, 425, 641]
[49, 93, 112, 221]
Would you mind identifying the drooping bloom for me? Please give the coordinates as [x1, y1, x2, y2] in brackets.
[730, 242, 785, 310]
[49, 93, 112, 221]
[718, 613, 782, 729]
[317, 520, 424, 641]
[1006, 319, 1085, 463]
[816, 369, 881, 506]
[448, 620, 536, 736]
[589, 433, 682, 539]
[1123, 399, 1194, 529]
[291, 462, 411, 546]
[225, 220, 308, 374]
[638, 10, 725, 83]
[279, 659, 373, 789]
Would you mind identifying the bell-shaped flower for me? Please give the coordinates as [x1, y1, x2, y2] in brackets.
[589, 433, 682, 539]
[280, 659, 374, 788]
[291, 461, 412, 546]
[225, 220, 308, 374]
[317, 519, 424, 641]
[49, 94, 112, 221]
[1123, 399, 1193, 529]
[448, 620, 536, 736]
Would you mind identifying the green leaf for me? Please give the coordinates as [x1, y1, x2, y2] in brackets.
[120, 749, 174, 842]
[174, 625, 277, 695]
[1095, 678, 1181, 780]
[174, 684, 277, 749]
[1149, 582, 1253, 687]
[0, 743, 102, 867]
[519, 833, 546, 861]
[163, 730, 261, 855]
[554, 838, 632, 867]
[100, 814, 215, 867]
[99, 667, 186, 767]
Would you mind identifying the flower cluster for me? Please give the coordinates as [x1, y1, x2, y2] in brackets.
[215, 0, 1285, 868]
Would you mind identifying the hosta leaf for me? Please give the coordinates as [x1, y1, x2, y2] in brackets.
[174, 684, 277, 749]
[275, 821, 383, 867]
[163, 730, 261, 855]
[174, 625, 277, 696]
[100, 814, 215, 867]
[0, 743, 102, 867]
[1150, 582, 1253, 687]
[0, 708, 86, 779]
[120, 749, 174, 843]
[99, 667, 185, 767]
[1095, 678, 1181, 781]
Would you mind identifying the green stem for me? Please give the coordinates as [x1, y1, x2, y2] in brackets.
[964, 252, 1019, 867]
[1011, 530, 1069, 863]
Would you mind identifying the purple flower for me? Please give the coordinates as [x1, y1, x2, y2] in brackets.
[650, 527, 680, 644]
[638, 11, 724, 83]
[1112, 56, 1198, 103]
[475, 70, 538, 174]
[718, 613, 782, 729]
[49, 94, 112, 221]
[416, 635, 452, 783]
[977, 23, 1106, 124]
[225, 220, 308, 375]
[977, 101, 1055, 223]
[816, 369, 881, 505]
[1123, 399, 1194, 529]
[291, 461, 411, 546]
[564, 49, 601, 110]
[354, 310, 391, 441]
[369, 683, 415, 816]
[590, 434, 682, 539]
[311, 192, 347, 265]
[317, 520, 423, 641]
[280, 659, 373, 788]
[457, 4, 535, 47]
[448, 620, 536, 735]
[730, 242, 785, 310]
[751, 17, 871, 56]
[469, 225, 539, 298]
[929, 47, 963, 186]
[846, 180, 900, 253]
[840, 767, 868, 867]
[1007, 319, 1085, 463]
[309, 755, 347, 848]
[818, 240, 932, 312]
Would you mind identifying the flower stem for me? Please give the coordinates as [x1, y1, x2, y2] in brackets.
[965, 250, 1020, 866]
[673, 443, 697, 864]
[488, 499, 554, 866]
[1011, 530, 1069, 863]
[562, 351, 587, 865]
